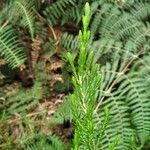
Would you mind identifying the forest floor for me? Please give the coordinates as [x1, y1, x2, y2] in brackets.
[0, 25, 76, 149]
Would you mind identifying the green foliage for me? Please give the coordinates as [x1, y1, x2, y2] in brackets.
[67, 3, 118, 150]
[6, 79, 43, 114]
[52, 99, 73, 124]
[60, 33, 80, 52]
[90, 1, 150, 149]
[0, 0, 38, 68]
[0, 1, 13, 26]
[44, 0, 76, 26]
[60, 33, 80, 60]
[10, 0, 36, 39]
[54, 1, 150, 149]
[44, 0, 101, 26]
[0, 26, 26, 68]
[26, 134, 65, 150]
[0, 113, 66, 150]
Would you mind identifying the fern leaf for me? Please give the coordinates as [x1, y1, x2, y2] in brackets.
[6, 80, 43, 114]
[44, 0, 76, 25]
[12, 0, 35, 39]
[119, 72, 150, 145]
[52, 99, 73, 124]
[95, 59, 133, 150]
[26, 134, 65, 150]
[130, 2, 150, 20]
[0, 26, 26, 68]
[0, 1, 13, 26]
[61, 6, 81, 25]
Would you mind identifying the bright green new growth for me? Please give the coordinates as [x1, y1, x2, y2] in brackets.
[67, 3, 116, 150]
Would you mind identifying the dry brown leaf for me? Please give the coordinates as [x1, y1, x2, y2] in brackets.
[31, 35, 44, 66]
[50, 61, 63, 71]
[49, 74, 64, 87]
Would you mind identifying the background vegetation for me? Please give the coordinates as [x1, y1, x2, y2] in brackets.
[0, 0, 150, 150]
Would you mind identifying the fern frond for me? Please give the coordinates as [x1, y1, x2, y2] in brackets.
[26, 134, 65, 150]
[0, 26, 26, 68]
[93, 57, 132, 149]
[63, 0, 103, 25]
[118, 72, 150, 145]
[61, 6, 81, 25]
[60, 33, 79, 52]
[35, 21, 47, 41]
[90, 11, 103, 37]
[0, 1, 13, 26]
[11, 0, 36, 39]
[91, 38, 122, 63]
[93, 42, 150, 148]
[90, 2, 114, 36]
[44, 0, 76, 26]
[43, 37, 56, 59]
[60, 33, 80, 61]
[6, 80, 43, 114]
[130, 2, 150, 20]
[52, 99, 73, 124]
